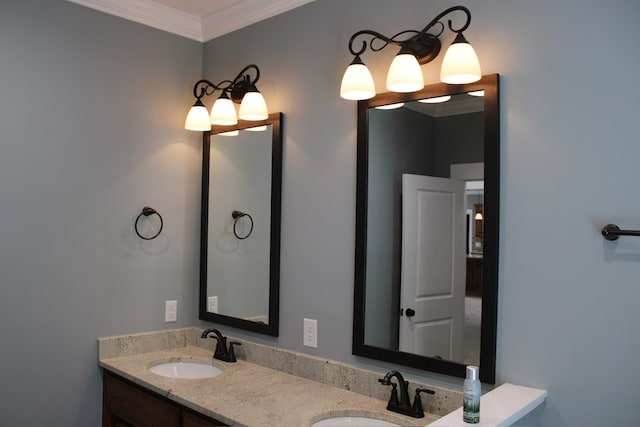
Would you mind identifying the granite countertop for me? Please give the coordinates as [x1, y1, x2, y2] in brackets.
[100, 345, 437, 427]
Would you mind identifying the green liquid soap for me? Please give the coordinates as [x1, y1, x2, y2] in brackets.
[463, 365, 480, 423]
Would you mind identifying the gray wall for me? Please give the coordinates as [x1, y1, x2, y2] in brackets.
[2, 0, 640, 426]
[0, 0, 202, 425]
[433, 112, 484, 178]
[201, 1, 640, 426]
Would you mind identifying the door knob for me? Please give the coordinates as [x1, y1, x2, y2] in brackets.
[405, 308, 415, 317]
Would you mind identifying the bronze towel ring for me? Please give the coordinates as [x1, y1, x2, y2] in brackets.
[135, 207, 163, 240]
[232, 210, 254, 240]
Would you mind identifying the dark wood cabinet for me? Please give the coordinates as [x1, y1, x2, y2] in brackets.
[182, 410, 224, 427]
[102, 370, 227, 427]
[466, 256, 483, 297]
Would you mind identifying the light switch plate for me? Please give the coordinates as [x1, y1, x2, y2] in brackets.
[303, 318, 317, 348]
[165, 300, 177, 322]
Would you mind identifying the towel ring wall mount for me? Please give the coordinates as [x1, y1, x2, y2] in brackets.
[135, 207, 164, 240]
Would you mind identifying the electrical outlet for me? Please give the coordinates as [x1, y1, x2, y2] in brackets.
[165, 300, 177, 322]
[303, 318, 317, 348]
[207, 296, 218, 313]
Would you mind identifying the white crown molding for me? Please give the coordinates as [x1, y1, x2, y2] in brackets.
[68, 0, 316, 43]
[67, 0, 202, 41]
[201, 0, 316, 41]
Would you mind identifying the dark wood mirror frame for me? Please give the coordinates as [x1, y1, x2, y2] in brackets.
[199, 112, 283, 336]
[353, 75, 499, 383]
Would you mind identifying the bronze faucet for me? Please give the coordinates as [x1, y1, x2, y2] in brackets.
[378, 370, 435, 418]
[201, 329, 241, 362]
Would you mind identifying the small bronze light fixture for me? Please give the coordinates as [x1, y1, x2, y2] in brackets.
[340, 6, 481, 100]
[185, 64, 268, 131]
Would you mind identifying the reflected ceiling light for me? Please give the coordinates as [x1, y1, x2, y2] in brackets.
[185, 64, 269, 131]
[418, 95, 452, 104]
[375, 102, 405, 110]
[340, 6, 481, 101]
[218, 130, 239, 136]
[474, 212, 484, 220]
[468, 90, 485, 97]
[245, 125, 268, 131]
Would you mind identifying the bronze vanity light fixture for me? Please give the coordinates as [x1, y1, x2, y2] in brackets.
[340, 5, 481, 100]
[185, 64, 269, 131]
[346, 6, 499, 384]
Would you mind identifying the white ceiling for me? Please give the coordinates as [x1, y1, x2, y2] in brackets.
[68, 0, 316, 42]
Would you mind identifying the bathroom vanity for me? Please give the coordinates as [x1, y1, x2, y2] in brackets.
[98, 329, 439, 426]
[98, 328, 545, 427]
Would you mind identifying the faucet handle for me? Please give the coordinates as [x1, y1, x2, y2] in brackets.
[387, 383, 399, 407]
[213, 336, 228, 359]
[377, 379, 400, 409]
[228, 341, 242, 362]
[411, 388, 436, 418]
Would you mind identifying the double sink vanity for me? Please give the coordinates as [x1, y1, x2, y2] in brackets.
[99, 328, 545, 427]
[99, 328, 442, 426]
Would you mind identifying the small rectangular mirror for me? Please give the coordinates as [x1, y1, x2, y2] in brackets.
[199, 113, 283, 336]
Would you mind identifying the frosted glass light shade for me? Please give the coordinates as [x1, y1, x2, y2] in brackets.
[239, 91, 268, 121]
[185, 104, 211, 131]
[219, 130, 239, 136]
[340, 57, 376, 100]
[386, 53, 424, 93]
[210, 95, 237, 126]
[440, 38, 482, 84]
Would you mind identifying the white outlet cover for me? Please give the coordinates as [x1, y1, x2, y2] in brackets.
[303, 318, 317, 348]
[165, 300, 177, 322]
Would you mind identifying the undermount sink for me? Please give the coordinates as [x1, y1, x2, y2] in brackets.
[148, 360, 223, 379]
[311, 416, 400, 427]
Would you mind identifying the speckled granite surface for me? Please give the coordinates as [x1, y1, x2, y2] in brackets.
[98, 328, 460, 426]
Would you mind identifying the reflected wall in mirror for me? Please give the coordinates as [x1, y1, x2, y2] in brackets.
[199, 113, 282, 336]
[354, 75, 499, 383]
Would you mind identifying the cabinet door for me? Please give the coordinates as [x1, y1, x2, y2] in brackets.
[103, 372, 180, 427]
[465, 257, 483, 297]
[109, 416, 135, 427]
[182, 409, 226, 427]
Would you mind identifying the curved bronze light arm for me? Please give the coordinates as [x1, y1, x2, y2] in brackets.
[347, 6, 472, 64]
[191, 64, 262, 104]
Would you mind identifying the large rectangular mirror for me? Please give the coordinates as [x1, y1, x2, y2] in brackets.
[199, 113, 282, 336]
[353, 75, 499, 383]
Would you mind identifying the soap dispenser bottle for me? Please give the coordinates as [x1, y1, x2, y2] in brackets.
[463, 365, 480, 423]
